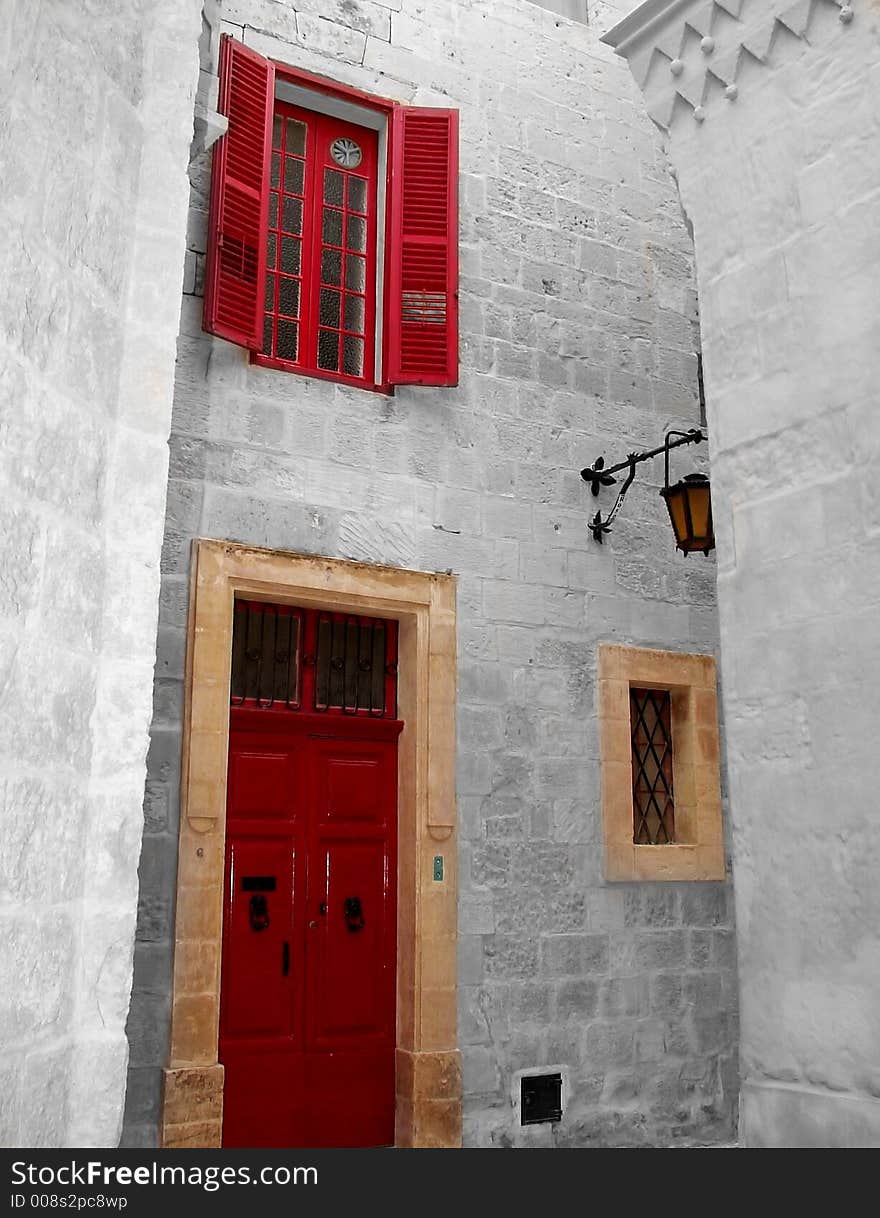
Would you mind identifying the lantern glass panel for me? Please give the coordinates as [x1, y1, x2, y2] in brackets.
[687, 483, 712, 541]
[663, 486, 689, 546]
[662, 475, 714, 553]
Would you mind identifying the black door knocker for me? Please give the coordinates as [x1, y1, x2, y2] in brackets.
[344, 896, 365, 932]
[249, 893, 271, 931]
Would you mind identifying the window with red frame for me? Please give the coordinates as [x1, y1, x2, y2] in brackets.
[260, 105, 378, 384]
[203, 35, 459, 391]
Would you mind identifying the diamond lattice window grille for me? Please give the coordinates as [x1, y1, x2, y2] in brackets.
[630, 687, 675, 844]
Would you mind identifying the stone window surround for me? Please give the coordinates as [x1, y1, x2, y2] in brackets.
[598, 643, 724, 882]
[161, 539, 460, 1148]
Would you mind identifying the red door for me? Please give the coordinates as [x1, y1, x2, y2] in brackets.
[219, 709, 401, 1148]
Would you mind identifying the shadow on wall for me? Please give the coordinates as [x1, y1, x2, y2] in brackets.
[528, 0, 590, 24]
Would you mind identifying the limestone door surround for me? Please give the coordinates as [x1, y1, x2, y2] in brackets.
[161, 539, 460, 1148]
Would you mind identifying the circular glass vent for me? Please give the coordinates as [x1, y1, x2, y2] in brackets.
[330, 137, 362, 168]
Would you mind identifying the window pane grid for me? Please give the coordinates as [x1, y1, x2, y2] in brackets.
[261, 106, 375, 384]
[630, 688, 675, 845]
[315, 157, 370, 377]
[263, 115, 307, 365]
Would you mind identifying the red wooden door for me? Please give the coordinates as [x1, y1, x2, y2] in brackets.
[220, 709, 401, 1148]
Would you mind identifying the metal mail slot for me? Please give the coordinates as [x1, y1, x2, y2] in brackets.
[241, 875, 277, 892]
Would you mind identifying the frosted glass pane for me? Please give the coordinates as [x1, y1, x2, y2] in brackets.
[342, 336, 364, 378]
[324, 168, 344, 206]
[282, 196, 302, 235]
[284, 158, 304, 196]
[348, 176, 367, 214]
[321, 248, 342, 286]
[317, 329, 339, 371]
[345, 255, 365, 292]
[279, 278, 299, 318]
[277, 320, 298, 362]
[344, 295, 364, 334]
[346, 214, 366, 253]
[285, 119, 306, 156]
[320, 288, 341, 328]
[322, 208, 343, 247]
[280, 237, 300, 274]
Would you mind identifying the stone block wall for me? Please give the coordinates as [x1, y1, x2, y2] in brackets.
[606, 0, 880, 1147]
[0, 0, 202, 1146]
[123, 0, 738, 1147]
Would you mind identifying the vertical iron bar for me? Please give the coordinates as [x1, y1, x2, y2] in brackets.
[343, 615, 357, 714]
[288, 610, 297, 708]
[302, 610, 318, 711]
[386, 619, 398, 720]
[256, 605, 271, 707]
[245, 601, 261, 701]
[370, 622, 383, 716]
[315, 612, 330, 711]
[230, 601, 246, 705]
[355, 619, 367, 712]
[257, 603, 266, 705]
[276, 612, 288, 707]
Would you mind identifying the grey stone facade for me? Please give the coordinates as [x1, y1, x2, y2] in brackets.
[122, 0, 738, 1148]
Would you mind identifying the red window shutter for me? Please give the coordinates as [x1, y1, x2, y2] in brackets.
[386, 108, 459, 387]
[203, 35, 274, 350]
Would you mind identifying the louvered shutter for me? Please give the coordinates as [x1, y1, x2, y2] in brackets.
[385, 108, 459, 386]
[203, 35, 274, 349]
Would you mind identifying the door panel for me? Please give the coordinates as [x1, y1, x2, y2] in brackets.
[223, 838, 295, 1038]
[228, 749, 298, 817]
[222, 1050, 302, 1150]
[309, 840, 390, 1045]
[316, 742, 390, 827]
[324, 754, 382, 821]
[303, 1047, 395, 1149]
[220, 713, 399, 1148]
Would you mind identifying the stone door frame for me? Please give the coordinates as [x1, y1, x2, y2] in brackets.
[160, 539, 460, 1148]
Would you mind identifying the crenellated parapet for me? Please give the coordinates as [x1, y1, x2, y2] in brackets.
[603, 0, 857, 128]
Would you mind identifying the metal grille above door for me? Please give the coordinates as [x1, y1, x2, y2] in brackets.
[630, 687, 675, 844]
[231, 601, 303, 709]
[231, 601, 398, 718]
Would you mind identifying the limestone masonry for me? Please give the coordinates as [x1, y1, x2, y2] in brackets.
[122, 0, 736, 1148]
[13, 0, 877, 1152]
[0, 0, 202, 1146]
[4, 0, 875, 1151]
[608, 0, 880, 1147]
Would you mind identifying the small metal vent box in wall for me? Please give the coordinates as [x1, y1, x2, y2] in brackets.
[521, 1073, 563, 1125]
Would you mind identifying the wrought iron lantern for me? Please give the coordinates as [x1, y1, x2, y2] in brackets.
[661, 473, 713, 555]
[580, 428, 715, 555]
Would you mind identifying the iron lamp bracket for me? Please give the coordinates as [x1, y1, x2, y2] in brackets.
[580, 428, 706, 543]
[588, 455, 638, 543]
